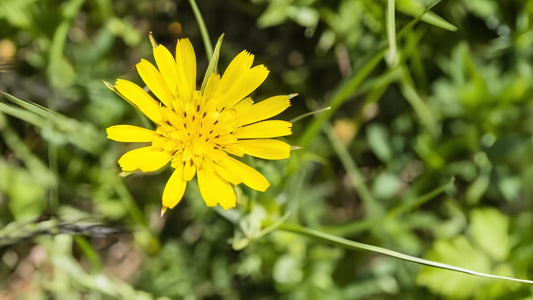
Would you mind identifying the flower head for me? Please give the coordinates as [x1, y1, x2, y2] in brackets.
[106, 36, 292, 213]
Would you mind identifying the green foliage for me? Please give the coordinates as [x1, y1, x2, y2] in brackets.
[418, 208, 518, 299]
[1, 0, 533, 299]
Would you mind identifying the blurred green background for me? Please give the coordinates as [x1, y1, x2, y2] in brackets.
[0, 0, 532, 299]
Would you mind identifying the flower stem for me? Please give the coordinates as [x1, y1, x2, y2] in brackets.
[188, 0, 213, 60]
[386, 0, 398, 66]
[325, 123, 381, 219]
[277, 223, 533, 284]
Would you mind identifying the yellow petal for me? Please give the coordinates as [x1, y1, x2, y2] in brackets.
[114, 79, 163, 124]
[235, 120, 292, 139]
[213, 161, 242, 185]
[232, 139, 291, 160]
[160, 106, 185, 129]
[223, 143, 245, 157]
[208, 150, 241, 185]
[175, 38, 197, 102]
[203, 73, 220, 100]
[106, 125, 155, 142]
[197, 160, 236, 209]
[219, 51, 254, 90]
[217, 51, 269, 109]
[219, 155, 269, 191]
[232, 97, 253, 118]
[182, 160, 196, 181]
[162, 167, 187, 209]
[136, 59, 174, 107]
[118, 146, 171, 172]
[154, 45, 179, 99]
[240, 95, 290, 125]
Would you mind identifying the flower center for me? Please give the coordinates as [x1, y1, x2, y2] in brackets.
[153, 93, 239, 169]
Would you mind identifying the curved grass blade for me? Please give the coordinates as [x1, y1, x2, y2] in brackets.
[279, 223, 533, 285]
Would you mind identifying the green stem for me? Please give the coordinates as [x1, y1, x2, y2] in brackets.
[324, 123, 380, 219]
[388, 177, 454, 218]
[74, 236, 102, 271]
[278, 223, 533, 284]
[386, 0, 398, 66]
[399, 66, 438, 136]
[48, 0, 85, 88]
[189, 0, 213, 60]
[115, 178, 147, 227]
[290, 106, 331, 123]
[47, 142, 59, 212]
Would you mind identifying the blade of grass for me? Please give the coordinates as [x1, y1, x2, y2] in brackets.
[398, 6, 457, 32]
[290, 106, 331, 123]
[73, 236, 102, 271]
[400, 66, 439, 136]
[48, 0, 85, 88]
[0, 117, 55, 186]
[1, 92, 103, 153]
[0, 219, 59, 248]
[48, 143, 59, 212]
[278, 223, 533, 285]
[189, 0, 213, 60]
[388, 177, 454, 218]
[114, 177, 148, 227]
[324, 123, 381, 219]
[0, 101, 44, 127]
[387, 0, 398, 67]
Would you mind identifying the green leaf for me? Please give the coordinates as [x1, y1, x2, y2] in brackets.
[0, 92, 104, 153]
[287, 6, 319, 29]
[279, 223, 533, 286]
[47, 0, 85, 89]
[366, 123, 392, 162]
[418, 10, 458, 32]
[273, 254, 303, 285]
[470, 208, 509, 261]
[372, 172, 401, 200]
[257, 1, 290, 28]
[201, 34, 224, 93]
[0, 0, 38, 29]
[397, 0, 457, 32]
[417, 236, 491, 299]
[6, 167, 47, 220]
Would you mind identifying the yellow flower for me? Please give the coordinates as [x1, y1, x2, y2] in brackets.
[106, 37, 292, 213]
